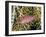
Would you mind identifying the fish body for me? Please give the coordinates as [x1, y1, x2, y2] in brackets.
[19, 15, 35, 24]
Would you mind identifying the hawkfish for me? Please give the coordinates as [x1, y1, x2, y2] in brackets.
[18, 15, 36, 24]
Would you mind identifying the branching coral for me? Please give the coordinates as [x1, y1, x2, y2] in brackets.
[12, 6, 41, 31]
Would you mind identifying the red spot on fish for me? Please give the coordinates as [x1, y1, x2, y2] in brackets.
[19, 15, 35, 24]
